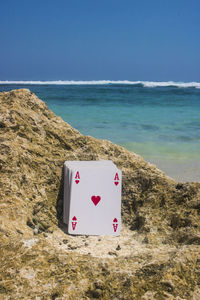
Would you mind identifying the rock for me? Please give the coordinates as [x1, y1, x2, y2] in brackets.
[26, 217, 34, 229]
[68, 244, 77, 250]
[47, 226, 54, 233]
[142, 236, 149, 244]
[161, 280, 174, 293]
[108, 251, 118, 256]
[33, 227, 38, 235]
[87, 288, 103, 299]
[0, 89, 200, 299]
[116, 245, 121, 251]
[94, 279, 104, 289]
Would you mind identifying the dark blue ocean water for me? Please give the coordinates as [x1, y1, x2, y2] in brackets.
[1, 83, 200, 181]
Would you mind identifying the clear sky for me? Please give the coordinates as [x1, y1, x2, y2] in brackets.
[0, 0, 200, 81]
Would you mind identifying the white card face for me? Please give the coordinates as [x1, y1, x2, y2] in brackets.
[68, 167, 121, 236]
[63, 162, 117, 224]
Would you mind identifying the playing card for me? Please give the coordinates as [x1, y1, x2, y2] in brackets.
[63, 164, 73, 224]
[63, 161, 117, 224]
[63, 161, 122, 236]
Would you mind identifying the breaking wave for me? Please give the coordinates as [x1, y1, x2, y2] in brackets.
[0, 80, 200, 88]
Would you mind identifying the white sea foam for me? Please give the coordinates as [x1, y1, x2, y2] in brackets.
[141, 81, 200, 88]
[0, 80, 200, 88]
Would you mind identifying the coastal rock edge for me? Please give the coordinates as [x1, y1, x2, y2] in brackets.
[0, 89, 200, 299]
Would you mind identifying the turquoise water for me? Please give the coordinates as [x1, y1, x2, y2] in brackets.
[1, 82, 200, 182]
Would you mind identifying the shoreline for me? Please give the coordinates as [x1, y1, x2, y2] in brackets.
[1, 84, 199, 183]
[122, 142, 200, 183]
[146, 157, 200, 183]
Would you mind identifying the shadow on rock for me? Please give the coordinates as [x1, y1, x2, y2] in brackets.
[56, 166, 68, 233]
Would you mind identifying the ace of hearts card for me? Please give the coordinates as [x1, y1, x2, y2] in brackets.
[63, 161, 122, 236]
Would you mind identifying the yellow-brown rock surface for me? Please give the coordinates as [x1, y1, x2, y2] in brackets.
[0, 89, 200, 299]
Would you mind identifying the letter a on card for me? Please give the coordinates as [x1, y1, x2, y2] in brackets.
[75, 171, 80, 184]
[114, 172, 119, 186]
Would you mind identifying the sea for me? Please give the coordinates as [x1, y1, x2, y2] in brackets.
[0, 80, 200, 182]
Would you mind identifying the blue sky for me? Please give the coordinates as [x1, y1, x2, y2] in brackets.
[0, 0, 199, 81]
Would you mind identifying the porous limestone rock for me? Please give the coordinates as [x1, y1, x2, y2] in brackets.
[0, 89, 200, 299]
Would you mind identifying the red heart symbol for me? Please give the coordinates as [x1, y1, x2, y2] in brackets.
[114, 181, 119, 186]
[75, 180, 79, 184]
[91, 195, 101, 206]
